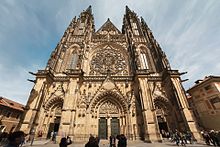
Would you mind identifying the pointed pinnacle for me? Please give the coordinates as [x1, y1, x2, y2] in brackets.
[86, 5, 92, 13]
[125, 5, 131, 13]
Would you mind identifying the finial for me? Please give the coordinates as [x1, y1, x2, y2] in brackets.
[85, 5, 92, 13]
[125, 5, 131, 13]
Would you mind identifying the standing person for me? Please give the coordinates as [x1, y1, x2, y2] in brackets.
[4, 131, 25, 147]
[50, 131, 54, 140]
[95, 136, 100, 146]
[209, 130, 220, 146]
[85, 136, 99, 147]
[217, 131, 220, 147]
[179, 132, 186, 147]
[201, 130, 211, 145]
[0, 132, 8, 146]
[59, 136, 72, 147]
[53, 132, 57, 143]
[174, 130, 180, 146]
[110, 135, 116, 147]
[118, 134, 127, 147]
[186, 131, 192, 144]
[29, 131, 35, 146]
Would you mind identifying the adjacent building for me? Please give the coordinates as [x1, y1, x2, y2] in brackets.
[187, 76, 220, 130]
[0, 97, 25, 133]
[20, 6, 201, 142]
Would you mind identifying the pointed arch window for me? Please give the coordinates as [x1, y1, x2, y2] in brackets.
[69, 52, 79, 69]
[140, 53, 148, 69]
[132, 23, 139, 35]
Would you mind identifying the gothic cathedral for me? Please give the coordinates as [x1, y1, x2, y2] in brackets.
[20, 6, 201, 142]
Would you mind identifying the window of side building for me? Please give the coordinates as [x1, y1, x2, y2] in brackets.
[16, 114, 20, 119]
[209, 96, 220, 110]
[204, 85, 212, 91]
[6, 112, 11, 118]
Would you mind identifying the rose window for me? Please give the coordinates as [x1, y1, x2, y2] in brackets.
[90, 49, 126, 74]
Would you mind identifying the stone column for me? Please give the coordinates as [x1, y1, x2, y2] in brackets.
[35, 109, 46, 137]
[139, 78, 162, 142]
[69, 110, 76, 137]
[171, 77, 202, 140]
[43, 110, 53, 138]
[42, 113, 49, 138]
[20, 78, 46, 134]
[120, 116, 123, 134]
[58, 78, 78, 138]
[122, 116, 126, 135]
[108, 117, 111, 139]
[131, 113, 140, 140]
[126, 113, 132, 140]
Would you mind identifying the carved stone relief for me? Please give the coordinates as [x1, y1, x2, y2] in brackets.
[99, 101, 119, 114]
[90, 48, 126, 75]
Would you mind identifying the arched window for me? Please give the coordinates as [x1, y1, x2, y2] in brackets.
[140, 53, 148, 69]
[69, 52, 78, 69]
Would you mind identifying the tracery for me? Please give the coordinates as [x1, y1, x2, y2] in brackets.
[90, 48, 126, 75]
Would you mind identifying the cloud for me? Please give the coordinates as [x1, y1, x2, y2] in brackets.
[0, 0, 220, 104]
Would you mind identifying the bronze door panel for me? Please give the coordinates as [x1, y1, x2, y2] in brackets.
[111, 118, 119, 137]
[99, 118, 107, 139]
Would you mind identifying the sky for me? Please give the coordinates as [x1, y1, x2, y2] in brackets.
[0, 0, 220, 105]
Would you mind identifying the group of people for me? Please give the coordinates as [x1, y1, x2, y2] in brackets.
[171, 130, 194, 146]
[84, 134, 127, 147]
[201, 130, 220, 146]
[0, 131, 25, 147]
[3, 129, 220, 147]
[160, 129, 194, 146]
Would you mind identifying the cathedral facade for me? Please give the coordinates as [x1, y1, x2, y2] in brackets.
[20, 6, 201, 142]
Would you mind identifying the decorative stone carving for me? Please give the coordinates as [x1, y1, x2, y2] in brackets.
[97, 19, 121, 35]
[99, 101, 119, 114]
[44, 97, 64, 110]
[55, 107, 62, 116]
[20, 6, 201, 142]
[90, 48, 126, 75]
[152, 83, 167, 99]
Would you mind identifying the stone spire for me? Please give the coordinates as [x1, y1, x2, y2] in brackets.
[46, 6, 95, 72]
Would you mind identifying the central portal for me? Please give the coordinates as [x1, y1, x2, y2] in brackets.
[98, 117, 120, 139]
[97, 96, 123, 139]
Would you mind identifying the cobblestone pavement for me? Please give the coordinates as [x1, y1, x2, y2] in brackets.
[22, 140, 210, 147]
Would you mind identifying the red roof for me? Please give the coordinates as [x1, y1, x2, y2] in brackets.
[0, 96, 25, 111]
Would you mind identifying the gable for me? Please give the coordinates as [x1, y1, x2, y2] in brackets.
[96, 18, 121, 35]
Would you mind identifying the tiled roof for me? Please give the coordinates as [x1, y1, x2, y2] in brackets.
[0, 96, 25, 111]
[187, 75, 220, 92]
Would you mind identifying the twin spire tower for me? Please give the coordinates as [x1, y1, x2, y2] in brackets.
[20, 6, 200, 142]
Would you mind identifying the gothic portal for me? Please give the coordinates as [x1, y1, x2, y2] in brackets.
[20, 6, 201, 142]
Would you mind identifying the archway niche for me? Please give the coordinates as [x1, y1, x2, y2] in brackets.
[43, 97, 64, 138]
[154, 97, 176, 137]
[90, 92, 128, 139]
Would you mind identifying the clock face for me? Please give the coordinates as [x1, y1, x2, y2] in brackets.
[90, 48, 126, 75]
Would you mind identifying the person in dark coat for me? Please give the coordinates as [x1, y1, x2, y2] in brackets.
[110, 135, 116, 147]
[4, 131, 25, 147]
[117, 134, 127, 147]
[59, 136, 72, 147]
[209, 130, 220, 146]
[85, 136, 99, 147]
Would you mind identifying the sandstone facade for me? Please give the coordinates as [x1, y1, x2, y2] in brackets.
[20, 6, 201, 142]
